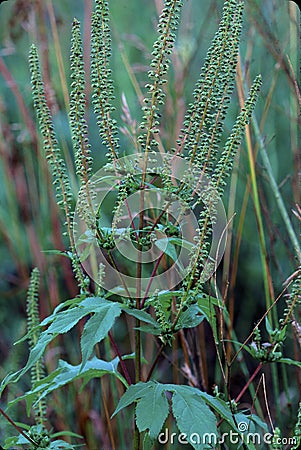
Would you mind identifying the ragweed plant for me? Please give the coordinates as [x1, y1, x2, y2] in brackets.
[25, 268, 46, 427]
[1, 0, 300, 449]
[2, 269, 79, 450]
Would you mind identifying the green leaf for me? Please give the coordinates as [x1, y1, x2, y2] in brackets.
[80, 301, 122, 367]
[265, 317, 273, 336]
[105, 285, 138, 297]
[135, 324, 162, 336]
[246, 413, 268, 433]
[122, 307, 161, 336]
[40, 296, 86, 325]
[277, 325, 287, 341]
[123, 307, 159, 328]
[276, 358, 301, 368]
[154, 238, 184, 271]
[168, 237, 195, 252]
[233, 412, 267, 449]
[2, 298, 121, 392]
[171, 386, 218, 450]
[196, 294, 219, 343]
[51, 431, 83, 439]
[5, 433, 78, 450]
[156, 290, 183, 300]
[175, 304, 205, 330]
[1, 332, 56, 394]
[113, 382, 220, 448]
[43, 297, 109, 333]
[3, 436, 18, 450]
[49, 440, 77, 449]
[112, 382, 153, 417]
[46, 308, 89, 334]
[199, 392, 236, 429]
[10, 356, 128, 413]
[41, 249, 73, 259]
[154, 238, 178, 260]
[136, 383, 169, 439]
[12, 434, 33, 445]
[3, 436, 27, 449]
[220, 412, 268, 450]
[113, 382, 170, 440]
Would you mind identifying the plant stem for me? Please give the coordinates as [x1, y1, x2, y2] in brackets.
[134, 318, 141, 450]
[135, 210, 144, 385]
[109, 331, 132, 386]
[0, 407, 38, 447]
[134, 426, 140, 450]
[133, 187, 145, 450]
[234, 362, 263, 403]
[107, 251, 132, 299]
[146, 344, 165, 381]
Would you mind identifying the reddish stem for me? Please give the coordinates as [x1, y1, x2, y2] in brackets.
[217, 363, 263, 429]
[109, 331, 132, 386]
[140, 251, 165, 309]
[146, 344, 165, 381]
[234, 362, 263, 403]
[0, 407, 37, 447]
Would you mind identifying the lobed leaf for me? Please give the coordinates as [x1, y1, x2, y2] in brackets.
[175, 304, 205, 330]
[9, 356, 128, 415]
[171, 386, 218, 450]
[1, 297, 121, 394]
[80, 301, 122, 367]
[123, 307, 159, 328]
[135, 383, 169, 439]
[113, 382, 218, 447]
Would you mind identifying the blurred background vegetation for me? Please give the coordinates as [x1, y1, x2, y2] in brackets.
[0, 0, 300, 448]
